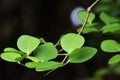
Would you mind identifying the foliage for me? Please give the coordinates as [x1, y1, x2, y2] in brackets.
[77, 10, 120, 65]
[0, 0, 120, 78]
[0, 33, 97, 72]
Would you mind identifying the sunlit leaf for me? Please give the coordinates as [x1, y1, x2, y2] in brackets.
[67, 47, 97, 63]
[4, 47, 24, 55]
[1, 52, 21, 62]
[60, 33, 85, 52]
[83, 27, 98, 34]
[40, 38, 46, 43]
[4, 47, 18, 52]
[25, 62, 39, 68]
[77, 23, 98, 34]
[17, 35, 40, 55]
[108, 54, 120, 64]
[78, 11, 95, 24]
[27, 56, 40, 62]
[34, 43, 58, 62]
[101, 40, 120, 52]
[35, 61, 62, 71]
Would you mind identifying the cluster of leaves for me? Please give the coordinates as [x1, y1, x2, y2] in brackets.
[0, 33, 97, 72]
[77, 9, 120, 65]
[77, 11, 120, 34]
[75, 0, 120, 78]
[95, 0, 120, 15]
[101, 40, 120, 64]
[0, 0, 119, 74]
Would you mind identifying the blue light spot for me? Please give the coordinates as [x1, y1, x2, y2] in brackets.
[70, 7, 85, 27]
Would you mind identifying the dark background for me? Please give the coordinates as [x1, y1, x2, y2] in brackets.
[0, 0, 119, 80]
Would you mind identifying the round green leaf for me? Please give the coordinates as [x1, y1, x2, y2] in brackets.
[67, 47, 97, 63]
[101, 40, 120, 52]
[17, 35, 40, 55]
[34, 43, 58, 62]
[25, 62, 39, 68]
[108, 54, 120, 64]
[78, 11, 95, 24]
[35, 61, 62, 71]
[1, 52, 21, 62]
[61, 33, 85, 52]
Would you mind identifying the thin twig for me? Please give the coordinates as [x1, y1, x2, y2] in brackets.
[44, 69, 56, 77]
[78, 12, 90, 35]
[58, 48, 64, 52]
[78, 0, 99, 35]
[61, 55, 68, 63]
[44, 49, 66, 76]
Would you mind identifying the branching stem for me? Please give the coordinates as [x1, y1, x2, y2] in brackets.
[45, 0, 99, 76]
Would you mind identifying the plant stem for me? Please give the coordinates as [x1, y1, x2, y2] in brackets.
[58, 48, 63, 52]
[78, 11, 90, 35]
[18, 62, 25, 66]
[78, 0, 99, 35]
[61, 55, 68, 63]
[58, 54, 67, 56]
[44, 0, 99, 76]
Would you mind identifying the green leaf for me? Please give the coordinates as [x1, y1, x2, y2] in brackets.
[4, 47, 25, 55]
[25, 62, 39, 68]
[25, 61, 62, 71]
[35, 61, 62, 71]
[100, 23, 120, 33]
[26, 56, 40, 62]
[15, 56, 25, 62]
[108, 54, 120, 64]
[95, 4, 113, 13]
[77, 23, 98, 34]
[40, 38, 46, 43]
[4, 47, 18, 52]
[17, 35, 40, 55]
[101, 40, 120, 52]
[34, 43, 58, 62]
[78, 11, 95, 24]
[60, 33, 85, 52]
[95, 68, 108, 77]
[99, 12, 118, 24]
[1, 52, 21, 62]
[83, 27, 98, 34]
[55, 36, 63, 47]
[67, 47, 97, 63]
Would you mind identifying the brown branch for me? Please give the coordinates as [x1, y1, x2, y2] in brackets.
[78, 0, 99, 35]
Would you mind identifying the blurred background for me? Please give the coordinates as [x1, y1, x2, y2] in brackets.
[0, 0, 120, 80]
